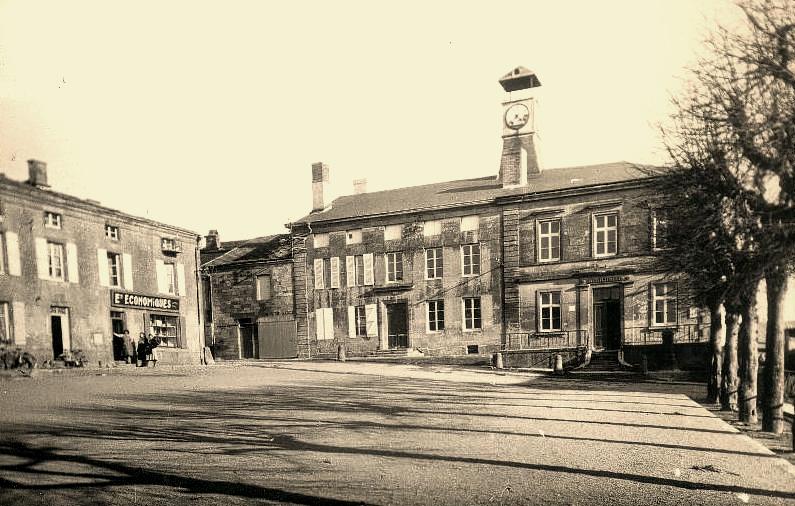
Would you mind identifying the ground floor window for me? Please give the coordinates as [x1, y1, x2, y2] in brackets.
[652, 283, 677, 326]
[463, 297, 481, 330]
[539, 291, 562, 331]
[150, 314, 179, 347]
[0, 302, 10, 342]
[427, 300, 444, 331]
[355, 305, 367, 337]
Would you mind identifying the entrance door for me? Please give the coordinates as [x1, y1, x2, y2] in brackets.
[238, 319, 258, 359]
[111, 311, 126, 361]
[592, 287, 621, 349]
[50, 307, 71, 358]
[387, 303, 408, 348]
[258, 319, 298, 358]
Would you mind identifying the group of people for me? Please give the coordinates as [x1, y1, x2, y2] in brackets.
[116, 330, 162, 367]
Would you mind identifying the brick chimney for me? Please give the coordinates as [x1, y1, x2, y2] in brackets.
[353, 178, 367, 195]
[205, 230, 220, 250]
[312, 162, 330, 212]
[27, 159, 50, 188]
[497, 67, 542, 188]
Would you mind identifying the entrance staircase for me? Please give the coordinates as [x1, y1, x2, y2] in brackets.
[567, 349, 641, 379]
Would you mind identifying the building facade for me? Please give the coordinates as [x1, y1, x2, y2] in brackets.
[200, 231, 296, 360]
[0, 160, 204, 365]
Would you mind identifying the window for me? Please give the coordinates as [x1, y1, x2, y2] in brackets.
[316, 307, 334, 340]
[163, 263, 176, 295]
[427, 300, 445, 331]
[256, 274, 272, 301]
[105, 225, 119, 240]
[345, 254, 374, 287]
[44, 211, 62, 229]
[161, 237, 180, 252]
[538, 220, 561, 262]
[48, 242, 64, 280]
[386, 252, 403, 282]
[423, 220, 441, 237]
[107, 252, 121, 287]
[384, 224, 402, 241]
[150, 314, 179, 347]
[463, 297, 481, 330]
[355, 305, 367, 337]
[0, 233, 4, 274]
[314, 258, 326, 289]
[593, 213, 618, 257]
[461, 215, 479, 232]
[0, 302, 9, 343]
[314, 233, 329, 248]
[355, 255, 365, 285]
[345, 229, 362, 245]
[425, 248, 443, 279]
[462, 244, 481, 276]
[652, 209, 671, 250]
[652, 283, 677, 326]
[539, 291, 562, 331]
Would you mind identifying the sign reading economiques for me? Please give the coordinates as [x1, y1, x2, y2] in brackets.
[111, 291, 180, 312]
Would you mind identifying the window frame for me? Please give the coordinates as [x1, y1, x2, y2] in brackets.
[537, 219, 561, 263]
[355, 255, 365, 286]
[48, 241, 65, 280]
[461, 243, 481, 277]
[385, 251, 403, 283]
[652, 209, 671, 251]
[256, 274, 272, 301]
[355, 305, 367, 337]
[651, 282, 677, 327]
[538, 291, 562, 332]
[107, 252, 121, 287]
[592, 212, 619, 258]
[149, 313, 180, 348]
[162, 262, 177, 295]
[44, 211, 62, 229]
[427, 300, 445, 332]
[462, 297, 482, 331]
[425, 247, 443, 280]
[105, 224, 120, 241]
[0, 302, 10, 343]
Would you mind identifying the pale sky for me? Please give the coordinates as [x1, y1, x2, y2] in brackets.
[0, 0, 739, 241]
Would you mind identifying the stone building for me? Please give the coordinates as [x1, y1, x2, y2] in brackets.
[200, 231, 296, 360]
[0, 160, 203, 365]
[288, 67, 707, 366]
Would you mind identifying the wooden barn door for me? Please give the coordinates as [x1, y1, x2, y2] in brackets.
[258, 319, 298, 358]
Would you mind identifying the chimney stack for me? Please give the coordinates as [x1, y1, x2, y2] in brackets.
[205, 230, 220, 250]
[312, 162, 330, 212]
[497, 67, 542, 188]
[353, 178, 367, 195]
[27, 159, 50, 188]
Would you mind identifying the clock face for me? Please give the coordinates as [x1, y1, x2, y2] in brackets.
[505, 103, 530, 129]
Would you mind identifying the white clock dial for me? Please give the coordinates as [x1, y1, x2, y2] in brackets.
[505, 103, 530, 129]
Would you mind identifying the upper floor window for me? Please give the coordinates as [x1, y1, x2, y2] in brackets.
[256, 274, 272, 301]
[161, 237, 181, 253]
[538, 220, 561, 263]
[463, 297, 482, 330]
[162, 262, 177, 295]
[314, 258, 327, 289]
[427, 300, 445, 332]
[652, 283, 677, 326]
[0, 302, 10, 343]
[461, 244, 480, 276]
[652, 209, 671, 250]
[107, 252, 121, 287]
[593, 213, 618, 257]
[423, 220, 441, 237]
[105, 224, 120, 241]
[48, 241, 64, 280]
[314, 233, 329, 248]
[385, 252, 403, 283]
[425, 248, 443, 279]
[460, 215, 479, 232]
[384, 225, 402, 241]
[345, 229, 362, 245]
[44, 211, 62, 229]
[539, 291, 562, 331]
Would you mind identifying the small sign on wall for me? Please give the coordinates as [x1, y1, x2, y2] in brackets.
[568, 304, 576, 312]
[92, 333, 104, 345]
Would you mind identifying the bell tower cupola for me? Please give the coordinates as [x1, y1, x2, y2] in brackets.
[498, 66, 542, 187]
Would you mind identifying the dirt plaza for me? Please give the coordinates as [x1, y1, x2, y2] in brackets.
[1, 362, 794, 505]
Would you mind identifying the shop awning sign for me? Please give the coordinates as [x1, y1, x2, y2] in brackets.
[111, 291, 180, 312]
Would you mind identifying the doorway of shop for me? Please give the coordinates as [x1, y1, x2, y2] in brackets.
[593, 286, 622, 350]
[111, 311, 126, 361]
[238, 318, 259, 359]
[50, 307, 71, 358]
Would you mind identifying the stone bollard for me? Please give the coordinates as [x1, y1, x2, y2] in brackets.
[553, 354, 564, 375]
[495, 352, 504, 370]
[641, 355, 649, 375]
[337, 342, 346, 362]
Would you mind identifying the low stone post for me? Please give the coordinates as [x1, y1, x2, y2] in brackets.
[495, 352, 504, 369]
[554, 354, 564, 375]
[337, 342, 346, 362]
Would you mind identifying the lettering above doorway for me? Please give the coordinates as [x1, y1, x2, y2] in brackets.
[111, 291, 180, 312]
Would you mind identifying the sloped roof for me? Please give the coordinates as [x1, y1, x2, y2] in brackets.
[201, 234, 292, 268]
[295, 161, 659, 225]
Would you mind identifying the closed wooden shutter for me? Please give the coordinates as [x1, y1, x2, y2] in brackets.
[363, 253, 374, 286]
[12, 301, 25, 345]
[35, 237, 49, 279]
[97, 248, 110, 287]
[324, 307, 334, 340]
[346, 256, 356, 287]
[348, 306, 356, 338]
[314, 258, 325, 289]
[155, 259, 165, 293]
[5, 232, 21, 276]
[330, 257, 340, 288]
[122, 253, 134, 290]
[176, 263, 186, 296]
[66, 242, 79, 283]
[315, 309, 325, 340]
[365, 304, 377, 337]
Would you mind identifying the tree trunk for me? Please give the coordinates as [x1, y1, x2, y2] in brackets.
[739, 281, 760, 424]
[762, 265, 788, 433]
[707, 302, 726, 403]
[721, 311, 741, 412]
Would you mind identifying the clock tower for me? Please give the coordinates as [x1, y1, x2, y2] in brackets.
[498, 66, 541, 187]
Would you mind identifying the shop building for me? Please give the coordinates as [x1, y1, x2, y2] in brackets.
[200, 231, 296, 360]
[0, 160, 204, 365]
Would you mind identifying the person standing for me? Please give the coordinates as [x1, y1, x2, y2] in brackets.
[121, 330, 135, 364]
[136, 333, 148, 367]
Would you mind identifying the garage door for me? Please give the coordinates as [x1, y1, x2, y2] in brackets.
[258, 319, 298, 358]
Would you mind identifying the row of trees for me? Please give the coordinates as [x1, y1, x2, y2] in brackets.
[655, 0, 794, 434]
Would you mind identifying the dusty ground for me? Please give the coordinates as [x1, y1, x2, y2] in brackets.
[1, 361, 794, 506]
